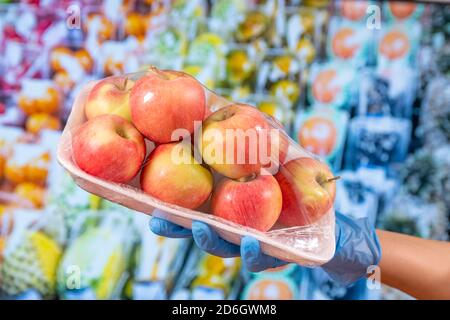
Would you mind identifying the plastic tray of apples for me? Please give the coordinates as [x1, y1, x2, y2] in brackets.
[57, 67, 337, 266]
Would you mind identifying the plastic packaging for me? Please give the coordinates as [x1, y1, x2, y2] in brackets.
[57, 68, 336, 266]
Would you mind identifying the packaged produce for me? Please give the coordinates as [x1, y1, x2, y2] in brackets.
[100, 39, 140, 77]
[379, 192, 448, 240]
[170, 0, 207, 40]
[145, 27, 187, 70]
[57, 212, 134, 300]
[327, 17, 374, 67]
[14, 182, 46, 209]
[17, 79, 61, 116]
[294, 107, 348, 171]
[352, 167, 399, 215]
[225, 48, 256, 86]
[338, 0, 371, 22]
[251, 94, 294, 128]
[334, 171, 379, 227]
[308, 62, 357, 109]
[241, 264, 303, 300]
[209, 0, 247, 39]
[50, 47, 94, 74]
[4, 144, 50, 186]
[0, 228, 62, 299]
[376, 23, 421, 77]
[269, 79, 301, 109]
[292, 37, 316, 66]
[400, 147, 450, 211]
[419, 76, 450, 150]
[383, 1, 424, 23]
[285, 7, 316, 50]
[345, 116, 411, 170]
[0, 126, 23, 180]
[185, 32, 226, 85]
[83, 12, 116, 43]
[25, 113, 61, 135]
[171, 247, 241, 300]
[129, 215, 190, 300]
[242, 276, 299, 300]
[58, 67, 337, 266]
[235, 11, 270, 44]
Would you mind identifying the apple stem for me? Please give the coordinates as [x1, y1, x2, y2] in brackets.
[149, 65, 169, 80]
[326, 176, 341, 183]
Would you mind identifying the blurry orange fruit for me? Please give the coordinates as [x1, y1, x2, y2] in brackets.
[312, 69, 340, 104]
[0, 154, 5, 180]
[4, 160, 26, 185]
[85, 13, 115, 41]
[298, 117, 337, 156]
[104, 58, 124, 76]
[14, 182, 45, 209]
[380, 30, 409, 60]
[341, 1, 368, 21]
[51, 47, 93, 73]
[246, 279, 294, 300]
[50, 47, 73, 73]
[26, 113, 61, 135]
[53, 71, 76, 92]
[389, 1, 416, 20]
[74, 49, 94, 72]
[25, 152, 50, 185]
[125, 13, 148, 40]
[332, 27, 359, 59]
[18, 86, 60, 115]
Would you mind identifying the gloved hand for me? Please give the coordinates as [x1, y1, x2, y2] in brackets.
[150, 210, 381, 285]
[322, 212, 381, 286]
[150, 210, 287, 272]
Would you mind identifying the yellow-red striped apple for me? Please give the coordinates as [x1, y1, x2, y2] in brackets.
[200, 104, 287, 180]
[85, 76, 134, 121]
[141, 142, 213, 209]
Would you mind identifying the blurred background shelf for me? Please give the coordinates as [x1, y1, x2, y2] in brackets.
[0, 0, 449, 300]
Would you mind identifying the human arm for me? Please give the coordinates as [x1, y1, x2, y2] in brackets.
[376, 230, 450, 300]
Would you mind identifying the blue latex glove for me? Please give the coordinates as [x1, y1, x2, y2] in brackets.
[150, 210, 381, 284]
[322, 212, 381, 286]
[150, 211, 286, 272]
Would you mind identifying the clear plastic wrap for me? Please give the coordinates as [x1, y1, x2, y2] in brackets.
[57, 68, 336, 266]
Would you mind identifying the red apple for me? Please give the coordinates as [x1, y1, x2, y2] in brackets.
[130, 68, 206, 143]
[275, 157, 336, 227]
[211, 173, 282, 232]
[72, 114, 146, 183]
[85, 76, 134, 121]
[141, 142, 213, 209]
[200, 104, 287, 180]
